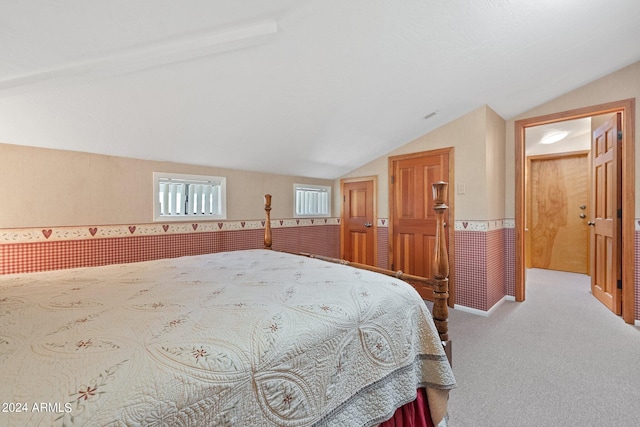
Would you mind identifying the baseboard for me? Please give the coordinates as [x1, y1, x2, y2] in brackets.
[635, 319, 640, 327]
[454, 295, 515, 317]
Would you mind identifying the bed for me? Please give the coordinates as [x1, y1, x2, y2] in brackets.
[0, 183, 455, 427]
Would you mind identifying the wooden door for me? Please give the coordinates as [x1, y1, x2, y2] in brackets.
[528, 152, 589, 274]
[342, 179, 375, 265]
[390, 150, 449, 300]
[591, 113, 622, 314]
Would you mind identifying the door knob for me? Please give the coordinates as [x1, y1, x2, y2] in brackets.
[579, 213, 586, 218]
[579, 205, 586, 210]
[364, 222, 372, 228]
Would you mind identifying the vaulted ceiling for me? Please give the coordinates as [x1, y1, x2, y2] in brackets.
[2, 1, 640, 179]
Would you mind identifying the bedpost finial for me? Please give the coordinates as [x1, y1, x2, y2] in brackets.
[264, 194, 273, 249]
[432, 181, 448, 208]
[432, 181, 449, 279]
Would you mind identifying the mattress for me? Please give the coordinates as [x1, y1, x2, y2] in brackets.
[0, 249, 455, 426]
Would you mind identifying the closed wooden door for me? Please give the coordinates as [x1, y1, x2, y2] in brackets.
[342, 179, 375, 265]
[390, 150, 449, 300]
[528, 152, 589, 273]
[591, 113, 622, 314]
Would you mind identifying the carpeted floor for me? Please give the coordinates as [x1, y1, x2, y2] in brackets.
[446, 268, 640, 426]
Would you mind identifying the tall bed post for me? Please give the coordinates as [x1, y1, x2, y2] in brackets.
[264, 194, 273, 249]
[431, 181, 451, 361]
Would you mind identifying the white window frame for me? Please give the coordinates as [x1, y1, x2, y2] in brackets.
[153, 172, 227, 221]
[294, 183, 331, 218]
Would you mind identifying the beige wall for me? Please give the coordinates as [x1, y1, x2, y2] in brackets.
[505, 60, 640, 217]
[486, 106, 506, 220]
[7, 60, 635, 229]
[338, 105, 505, 221]
[0, 143, 334, 228]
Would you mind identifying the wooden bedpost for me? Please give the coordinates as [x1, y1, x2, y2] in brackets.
[264, 194, 273, 249]
[431, 181, 451, 362]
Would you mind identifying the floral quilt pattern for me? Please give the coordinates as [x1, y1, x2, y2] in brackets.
[0, 250, 455, 426]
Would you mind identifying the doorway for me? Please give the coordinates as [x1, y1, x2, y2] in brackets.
[527, 150, 590, 274]
[388, 147, 455, 304]
[340, 177, 377, 266]
[515, 99, 635, 324]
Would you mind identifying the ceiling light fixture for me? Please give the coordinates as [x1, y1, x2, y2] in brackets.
[540, 131, 568, 145]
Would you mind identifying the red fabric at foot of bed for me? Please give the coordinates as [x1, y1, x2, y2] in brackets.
[379, 388, 434, 427]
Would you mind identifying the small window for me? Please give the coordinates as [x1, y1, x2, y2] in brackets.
[153, 172, 226, 221]
[294, 184, 331, 217]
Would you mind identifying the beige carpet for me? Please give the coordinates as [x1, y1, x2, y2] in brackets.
[446, 268, 640, 426]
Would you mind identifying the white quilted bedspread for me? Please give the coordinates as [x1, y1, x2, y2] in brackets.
[0, 249, 455, 426]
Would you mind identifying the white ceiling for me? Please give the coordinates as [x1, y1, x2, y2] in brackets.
[1, 0, 640, 179]
[525, 118, 592, 156]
